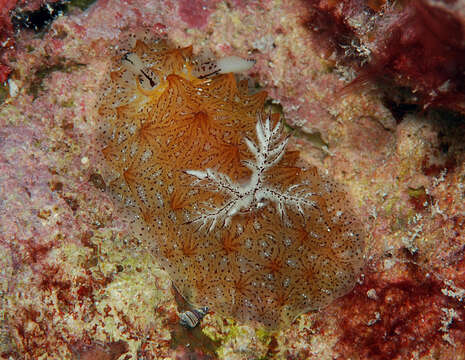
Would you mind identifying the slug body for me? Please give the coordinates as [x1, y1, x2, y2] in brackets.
[97, 37, 365, 330]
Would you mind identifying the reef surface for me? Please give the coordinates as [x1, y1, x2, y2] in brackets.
[0, 0, 464, 359]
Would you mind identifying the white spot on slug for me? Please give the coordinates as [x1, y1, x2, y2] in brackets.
[122, 53, 144, 73]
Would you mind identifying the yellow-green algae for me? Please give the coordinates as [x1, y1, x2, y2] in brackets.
[87, 230, 175, 359]
[6, 229, 175, 360]
[0, 246, 15, 355]
[202, 316, 271, 359]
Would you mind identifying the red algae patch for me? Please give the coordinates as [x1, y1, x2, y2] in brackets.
[334, 261, 465, 360]
[96, 34, 365, 330]
[303, 0, 465, 112]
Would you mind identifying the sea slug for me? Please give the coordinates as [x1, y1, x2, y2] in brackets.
[96, 34, 365, 330]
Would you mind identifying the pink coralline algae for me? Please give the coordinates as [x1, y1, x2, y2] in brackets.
[178, 0, 221, 29]
[0, 0, 17, 44]
[0, 0, 63, 83]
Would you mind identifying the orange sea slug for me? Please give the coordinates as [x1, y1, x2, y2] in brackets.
[96, 34, 365, 330]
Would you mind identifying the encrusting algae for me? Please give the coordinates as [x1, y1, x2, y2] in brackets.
[96, 33, 365, 330]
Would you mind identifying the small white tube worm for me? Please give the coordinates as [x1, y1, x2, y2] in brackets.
[194, 56, 256, 78]
[216, 56, 256, 74]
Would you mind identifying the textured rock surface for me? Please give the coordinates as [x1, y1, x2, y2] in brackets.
[0, 0, 464, 359]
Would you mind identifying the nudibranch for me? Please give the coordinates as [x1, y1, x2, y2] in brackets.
[96, 35, 365, 330]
